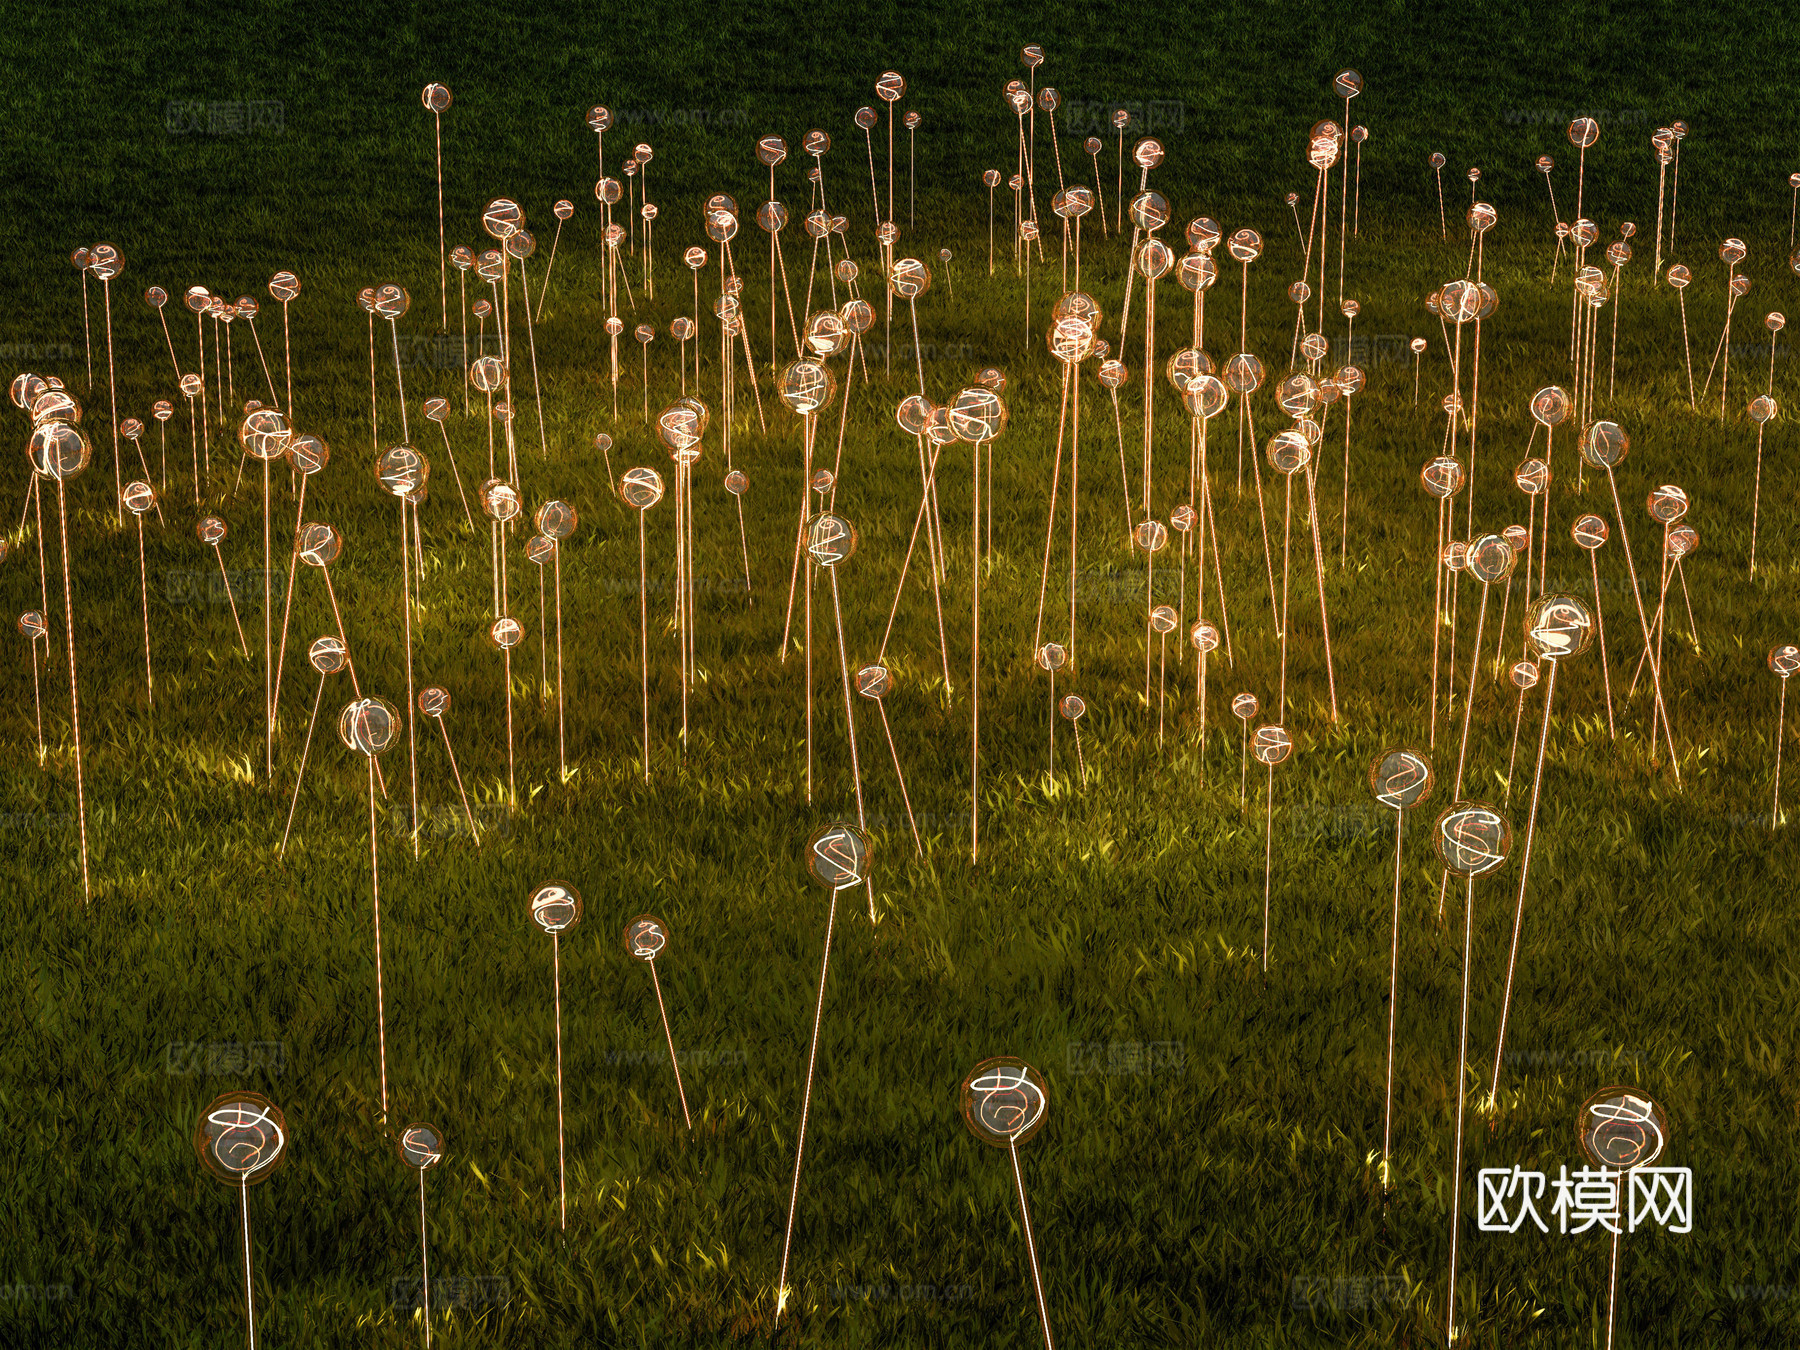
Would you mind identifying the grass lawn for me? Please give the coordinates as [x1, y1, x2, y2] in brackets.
[3, 4, 1800, 1346]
